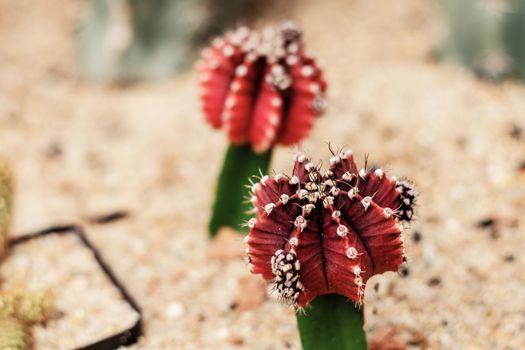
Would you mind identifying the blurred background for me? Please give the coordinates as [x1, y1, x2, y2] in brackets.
[1, 0, 525, 349]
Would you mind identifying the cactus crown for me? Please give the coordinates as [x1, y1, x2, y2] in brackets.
[245, 148, 416, 308]
[198, 21, 327, 153]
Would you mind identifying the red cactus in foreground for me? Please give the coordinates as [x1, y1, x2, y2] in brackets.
[198, 22, 327, 153]
[245, 149, 416, 308]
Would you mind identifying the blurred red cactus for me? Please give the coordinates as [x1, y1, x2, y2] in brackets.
[244, 149, 416, 308]
[198, 22, 327, 153]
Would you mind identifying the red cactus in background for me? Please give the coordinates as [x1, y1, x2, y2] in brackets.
[198, 22, 327, 153]
[245, 148, 417, 308]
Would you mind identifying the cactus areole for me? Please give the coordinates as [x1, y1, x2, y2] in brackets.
[245, 149, 416, 308]
[198, 22, 327, 153]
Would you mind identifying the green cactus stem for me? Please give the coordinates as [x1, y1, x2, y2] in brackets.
[208, 144, 272, 237]
[0, 158, 13, 260]
[296, 294, 367, 350]
[0, 318, 28, 350]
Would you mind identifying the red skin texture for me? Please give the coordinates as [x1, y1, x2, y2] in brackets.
[199, 41, 245, 128]
[198, 25, 327, 153]
[246, 151, 413, 308]
[277, 57, 327, 145]
[223, 57, 260, 144]
[249, 63, 284, 152]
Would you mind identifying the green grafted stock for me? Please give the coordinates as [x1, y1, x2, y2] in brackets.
[208, 144, 272, 237]
[296, 294, 367, 350]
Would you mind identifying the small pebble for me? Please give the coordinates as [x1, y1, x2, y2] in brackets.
[398, 265, 410, 278]
[165, 302, 184, 319]
[476, 217, 496, 229]
[228, 335, 245, 346]
[509, 123, 523, 140]
[427, 277, 441, 287]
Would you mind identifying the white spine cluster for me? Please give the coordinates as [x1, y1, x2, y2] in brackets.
[271, 249, 304, 306]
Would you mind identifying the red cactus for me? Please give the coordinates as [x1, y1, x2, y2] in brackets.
[245, 149, 417, 308]
[198, 22, 327, 153]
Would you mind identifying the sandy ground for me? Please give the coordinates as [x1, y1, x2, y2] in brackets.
[1, 0, 525, 349]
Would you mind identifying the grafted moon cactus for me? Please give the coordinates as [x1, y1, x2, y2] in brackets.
[245, 149, 416, 308]
[198, 22, 327, 153]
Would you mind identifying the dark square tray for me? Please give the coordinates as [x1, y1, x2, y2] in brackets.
[8, 225, 143, 350]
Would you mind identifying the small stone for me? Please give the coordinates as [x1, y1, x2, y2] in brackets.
[227, 334, 245, 346]
[412, 230, 422, 243]
[476, 217, 496, 229]
[427, 276, 441, 287]
[398, 264, 409, 278]
[165, 302, 184, 319]
[509, 123, 523, 140]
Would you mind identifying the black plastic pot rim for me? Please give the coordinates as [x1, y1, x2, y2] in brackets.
[8, 224, 143, 350]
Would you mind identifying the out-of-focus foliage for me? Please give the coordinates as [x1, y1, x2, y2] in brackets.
[78, 0, 260, 81]
[440, 0, 525, 81]
[502, 0, 525, 78]
[0, 291, 54, 350]
[0, 158, 13, 260]
[0, 318, 28, 350]
[0, 291, 54, 325]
